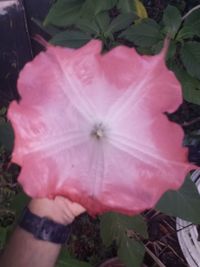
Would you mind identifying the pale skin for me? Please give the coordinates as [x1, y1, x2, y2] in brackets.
[0, 197, 86, 267]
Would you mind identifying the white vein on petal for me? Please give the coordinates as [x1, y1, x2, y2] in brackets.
[62, 71, 97, 122]
[26, 131, 89, 155]
[48, 52, 97, 123]
[109, 132, 188, 168]
[105, 56, 165, 125]
[108, 136, 158, 168]
[89, 139, 106, 198]
[105, 78, 149, 124]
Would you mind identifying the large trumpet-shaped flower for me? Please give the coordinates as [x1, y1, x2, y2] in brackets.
[8, 40, 193, 215]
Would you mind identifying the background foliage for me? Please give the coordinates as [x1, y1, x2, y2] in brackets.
[0, 0, 200, 266]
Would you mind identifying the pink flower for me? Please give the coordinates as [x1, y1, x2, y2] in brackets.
[8, 40, 194, 216]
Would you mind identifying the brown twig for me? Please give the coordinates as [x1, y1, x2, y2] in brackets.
[145, 246, 166, 267]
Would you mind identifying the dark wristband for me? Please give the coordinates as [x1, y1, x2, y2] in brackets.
[19, 207, 72, 244]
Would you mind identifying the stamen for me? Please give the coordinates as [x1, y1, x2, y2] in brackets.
[91, 123, 105, 140]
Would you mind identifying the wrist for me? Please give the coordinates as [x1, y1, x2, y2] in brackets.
[19, 197, 85, 245]
[28, 198, 74, 225]
[19, 207, 72, 244]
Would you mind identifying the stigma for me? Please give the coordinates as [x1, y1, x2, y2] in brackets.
[91, 123, 105, 140]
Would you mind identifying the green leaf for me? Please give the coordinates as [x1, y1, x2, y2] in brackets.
[177, 26, 198, 40]
[56, 260, 91, 267]
[180, 41, 200, 79]
[44, 0, 85, 27]
[166, 40, 177, 60]
[118, 236, 145, 267]
[78, 0, 96, 19]
[95, 12, 110, 33]
[173, 65, 200, 105]
[80, 0, 117, 18]
[151, 40, 164, 54]
[100, 213, 148, 247]
[10, 192, 30, 219]
[75, 18, 100, 35]
[50, 30, 91, 48]
[156, 176, 200, 224]
[117, 0, 135, 13]
[163, 5, 182, 37]
[56, 250, 91, 267]
[100, 212, 146, 267]
[0, 121, 14, 153]
[118, 0, 148, 19]
[134, 0, 148, 19]
[106, 13, 136, 34]
[93, 0, 117, 14]
[120, 18, 162, 47]
[180, 9, 200, 39]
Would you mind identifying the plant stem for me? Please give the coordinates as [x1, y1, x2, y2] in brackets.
[182, 4, 200, 20]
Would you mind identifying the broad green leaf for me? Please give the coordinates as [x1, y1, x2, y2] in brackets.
[0, 227, 8, 249]
[163, 5, 182, 37]
[181, 9, 200, 38]
[94, 0, 117, 14]
[180, 41, 200, 79]
[56, 250, 91, 267]
[118, 235, 145, 267]
[117, 0, 135, 13]
[44, 0, 85, 27]
[166, 40, 177, 60]
[56, 257, 91, 267]
[177, 26, 199, 40]
[75, 18, 100, 35]
[50, 30, 91, 48]
[80, 0, 117, 18]
[100, 213, 148, 247]
[0, 121, 14, 153]
[151, 40, 164, 54]
[95, 12, 110, 33]
[117, 0, 148, 19]
[10, 192, 30, 218]
[134, 0, 148, 19]
[106, 13, 136, 35]
[173, 65, 200, 105]
[120, 18, 162, 47]
[137, 40, 164, 55]
[79, 0, 96, 19]
[77, 10, 110, 36]
[156, 176, 200, 224]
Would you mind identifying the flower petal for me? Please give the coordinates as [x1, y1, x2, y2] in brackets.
[8, 40, 195, 216]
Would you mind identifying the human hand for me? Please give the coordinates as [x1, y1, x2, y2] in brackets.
[28, 197, 86, 225]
